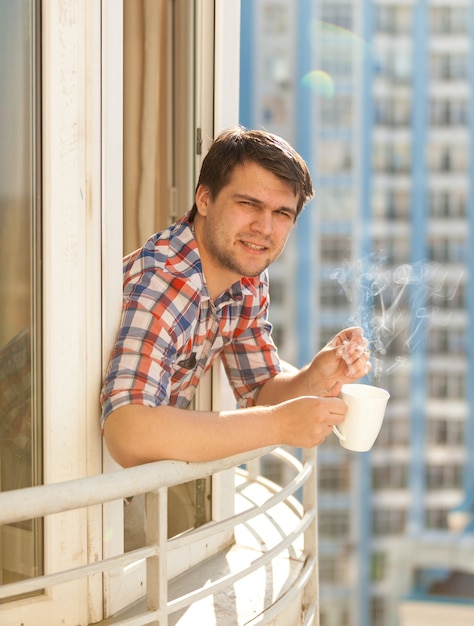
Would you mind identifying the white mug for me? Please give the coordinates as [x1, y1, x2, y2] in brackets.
[332, 383, 390, 452]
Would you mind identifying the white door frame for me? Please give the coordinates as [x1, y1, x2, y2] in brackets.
[101, 0, 242, 618]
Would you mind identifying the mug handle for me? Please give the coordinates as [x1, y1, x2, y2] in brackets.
[332, 425, 345, 441]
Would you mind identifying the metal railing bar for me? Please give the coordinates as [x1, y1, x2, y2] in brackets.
[236, 458, 308, 500]
[145, 488, 168, 625]
[242, 556, 315, 625]
[107, 609, 163, 626]
[0, 445, 319, 626]
[0, 545, 157, 600]
[270, 446, 304, 473]
[167, 508, 316, 614]
[0, 446, 275, 525]
[168, 460, 312, 551]
[241, 471, 305, 520]
[0, 460, 311, 604]
[302, 603, 317, 626]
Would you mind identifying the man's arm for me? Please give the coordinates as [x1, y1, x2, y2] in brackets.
[256, 326, 371, 405]
[103, 393, 347, 466]
[103, 327, 370, 466]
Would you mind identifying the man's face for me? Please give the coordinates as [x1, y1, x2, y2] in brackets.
[194, 161, 298, 294]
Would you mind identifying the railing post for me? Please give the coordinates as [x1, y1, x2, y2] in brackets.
[146, 487, 168, 625]
[302, 447, 319, 625]
[246, 457, 261, 481]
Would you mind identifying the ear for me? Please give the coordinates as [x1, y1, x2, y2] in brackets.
[195, 184, 211, 216]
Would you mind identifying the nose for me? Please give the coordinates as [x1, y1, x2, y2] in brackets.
[251, 209, 273, 235]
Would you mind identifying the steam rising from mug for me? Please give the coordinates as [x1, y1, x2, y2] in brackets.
[330, 255, 464, 379]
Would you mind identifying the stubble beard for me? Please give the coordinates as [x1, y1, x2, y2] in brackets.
[203, 223, 281, 278]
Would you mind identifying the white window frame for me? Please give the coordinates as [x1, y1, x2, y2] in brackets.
[1, 1, 104, 624]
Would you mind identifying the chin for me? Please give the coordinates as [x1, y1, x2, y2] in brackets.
[244, 264, 270, 278]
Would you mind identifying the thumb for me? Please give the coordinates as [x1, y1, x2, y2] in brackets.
[325, 380, 343, 398]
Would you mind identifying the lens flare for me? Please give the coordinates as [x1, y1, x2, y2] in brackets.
[301, 69, 335, 98]
[309, 19, 371, 60]
[301, 20, 373, 98]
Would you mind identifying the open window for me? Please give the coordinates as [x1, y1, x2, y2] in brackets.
[0, 1, 240, 623]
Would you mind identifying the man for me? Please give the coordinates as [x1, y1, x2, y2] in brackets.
[101, 126, 370, 466]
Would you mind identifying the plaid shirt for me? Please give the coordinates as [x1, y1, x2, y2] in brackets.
[100, 214, 281, 426]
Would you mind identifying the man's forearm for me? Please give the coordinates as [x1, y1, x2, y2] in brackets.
[255, 366, 314, 406]
[103, 403, 281, 466]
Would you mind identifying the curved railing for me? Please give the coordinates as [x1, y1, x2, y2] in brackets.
[0, 445, 319, 625]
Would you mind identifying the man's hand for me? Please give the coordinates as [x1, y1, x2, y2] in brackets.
[272, 395, 347, 448]
[306, 326, 371, 397]
[256, 326, 371, 408]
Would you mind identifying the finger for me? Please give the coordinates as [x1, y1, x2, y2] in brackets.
[346, 336, 369, 357]
[327, 327, 355, 348]
[327, 398, 347, 420]
[337, 326, 364, 345]
[338, 339, 371, 367]
[345, 353, 372, 379]
[325, 380, 343, 397]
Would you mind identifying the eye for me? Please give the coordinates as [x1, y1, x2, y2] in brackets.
[276, 209, 295, 220]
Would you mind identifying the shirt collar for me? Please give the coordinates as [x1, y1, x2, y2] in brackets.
[164, 215, 202, 278]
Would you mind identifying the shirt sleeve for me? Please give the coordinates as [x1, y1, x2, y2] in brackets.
[99, 269, 196, 427]
[219, 280, 281, 408]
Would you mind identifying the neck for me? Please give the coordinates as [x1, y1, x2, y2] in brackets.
[193, 216, 240, 301]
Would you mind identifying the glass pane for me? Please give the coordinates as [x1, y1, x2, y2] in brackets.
[0, 0, 43, 595]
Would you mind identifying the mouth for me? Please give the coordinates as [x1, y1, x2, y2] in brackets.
[241, 240, 268, 252]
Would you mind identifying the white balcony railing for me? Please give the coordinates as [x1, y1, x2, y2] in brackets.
[0, 445, 319, 625]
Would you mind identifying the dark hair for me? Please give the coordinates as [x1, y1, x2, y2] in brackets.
[189, 126, 314, 221]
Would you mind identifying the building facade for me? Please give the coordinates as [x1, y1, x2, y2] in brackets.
[240, 1, 474, 625]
